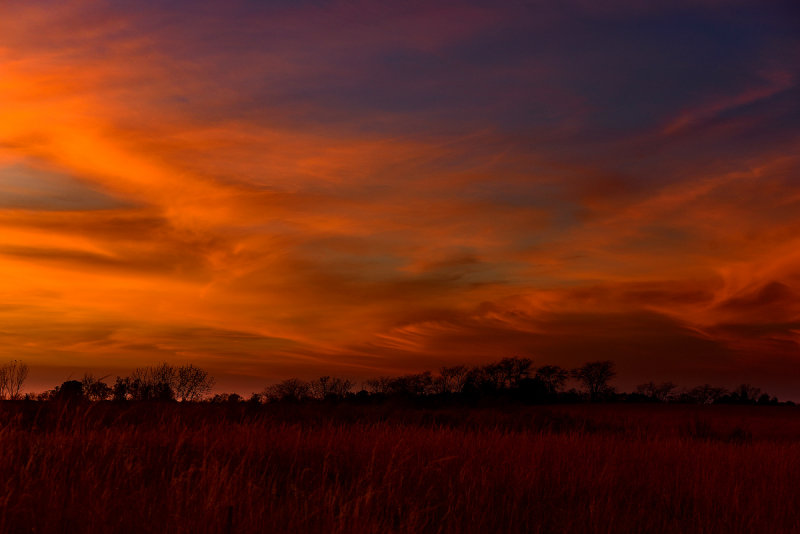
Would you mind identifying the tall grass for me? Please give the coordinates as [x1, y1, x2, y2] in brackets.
[0, 402, 798, 533]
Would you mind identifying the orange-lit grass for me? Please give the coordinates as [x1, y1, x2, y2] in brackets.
[0, 403, 798, 533]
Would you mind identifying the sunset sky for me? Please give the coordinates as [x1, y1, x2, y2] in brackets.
[1, 0, 799, 396]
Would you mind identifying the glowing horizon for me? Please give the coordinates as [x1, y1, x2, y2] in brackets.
[1, 0, 799, 397]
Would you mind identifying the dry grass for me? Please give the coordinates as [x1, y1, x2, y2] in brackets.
[0, 402, 798, 533]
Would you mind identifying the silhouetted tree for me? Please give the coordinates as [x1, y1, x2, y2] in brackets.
[572, 361, 616, 401]
[128, 363, 178, 401]
[435, 365, 468, 394]
[112, 377, 130, 401]
[147, 363, 177, 399]
[81, 374, 112, 401]
[480, 357, 533, 390]
[88, 381, 112, 401]
[81, 373, 98, 393]
[106, 363, 214, 402]
[364, 376, 393, 395]
[535, 365, 569, 395]
[309, 376, 353, 400]
[126, 377, 148, 401]
[175, 364, 215, 401]
[209, 393, 242, 403]
[264, 378, 310, 402]
[388, 372, 434, 396]
[498, 357, 534, 389]
[55, 380, 84, 401]
[462, 366, 491, 395]
[0, 360, 29, 400]
[459, 358, 534, 396]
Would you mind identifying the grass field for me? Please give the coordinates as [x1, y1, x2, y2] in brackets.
[0, 401, 798, 533]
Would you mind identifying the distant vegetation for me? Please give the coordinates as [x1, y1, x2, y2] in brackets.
[0, 358, 797, 533]
[0, 360, 28, 400]
[4, 357, 791, 405]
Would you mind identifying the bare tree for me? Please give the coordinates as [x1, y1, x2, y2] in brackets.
[309, 376, 353, 400]
[480, 357, 533, 390]
[0, 365, 8, 400]
[364, 376, 393, 395]
[88, 381, 113, 401]
[436, 365, 469, 394]
[176, 364, 215, 401]
[387, 372, 434, 396]
[0, 360, 29, 400]
[497, 357, 534, 388]
[129, 363, 178, 401]
[151, 363, 178, 389]
[572, 361, 616, 401]
[112, 376, 131, 401]
[82, 373, 112, 401]
[81, 373, 97, 392]
[535, 365, 569, 395]
[264, 378, 310, 402]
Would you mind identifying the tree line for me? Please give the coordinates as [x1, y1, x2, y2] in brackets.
[260, 358, 786, 405]
[37, 363, 215, 402]
[0, 358, 790, 405]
